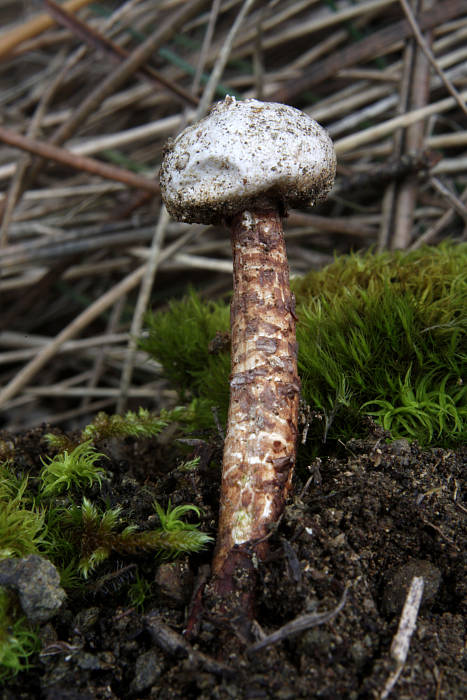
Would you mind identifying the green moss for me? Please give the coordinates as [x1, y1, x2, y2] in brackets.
[46, 406, 187, 452]
[0, 467, 45, 560]
[140, 290, 231, 421]
[141, 244, 466, 448]
[295, 244, 466, 446]
[1, 407, 213, 584]
[0, 407, 214, 676]
[40, 441, 107, 496]
[128, 572, 152, 611]
[0, 589, 40, 681]
[0, 466, 45, 679]
[61, 498, 212, 578]
[292, 242, 465, 304]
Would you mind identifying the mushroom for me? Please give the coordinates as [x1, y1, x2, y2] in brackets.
[160, 96, 335, 623]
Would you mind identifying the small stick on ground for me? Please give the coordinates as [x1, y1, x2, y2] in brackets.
[145, 611, 233, 677]
[380, 575, 425, 700]
[248, 585, 349, 654]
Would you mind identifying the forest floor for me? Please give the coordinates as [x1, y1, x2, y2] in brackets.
[2, 421, 466, 699]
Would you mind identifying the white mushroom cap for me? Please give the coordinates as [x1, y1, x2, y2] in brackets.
[160, 96, 336, 224]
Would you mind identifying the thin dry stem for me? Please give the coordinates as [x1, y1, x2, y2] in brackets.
[0, 126, 160, 193]
[380, 576, 425, 699]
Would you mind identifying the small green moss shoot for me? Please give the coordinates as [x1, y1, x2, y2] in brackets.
[0, 589, 40, 681]
[40, 440, 106, 496]
[177, 456, 201, 472]
[0, 466, 45, 560]
[82, 406, 185, 441]
[140, 244, 466, 448]
[128, 571, 152, 611]
[45, 406, 188, 452]
[0, 468, 43, 678]
[62, 497, 212, 578]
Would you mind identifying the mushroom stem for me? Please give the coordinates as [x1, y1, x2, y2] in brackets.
[211, 205, 300, 587]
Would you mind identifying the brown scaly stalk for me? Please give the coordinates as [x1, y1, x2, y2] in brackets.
[160, 96, 335, 633]
[211, 206, 299, 600]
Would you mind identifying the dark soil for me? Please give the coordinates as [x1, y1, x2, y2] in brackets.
[2, 427, 466, 700]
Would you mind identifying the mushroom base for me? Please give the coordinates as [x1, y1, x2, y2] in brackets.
[211, 207, 300, 590]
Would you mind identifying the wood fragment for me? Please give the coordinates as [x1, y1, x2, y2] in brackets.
[145, 611, 233, 676]
[380, 576, 425, 699]
[248, 586, 349, 654]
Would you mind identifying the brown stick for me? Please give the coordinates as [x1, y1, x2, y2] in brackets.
[0, 126, 159, 194]
[391, 0, 433, 250]
[210, 207, 300, 617]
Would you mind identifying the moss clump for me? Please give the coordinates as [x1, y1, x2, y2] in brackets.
[140, 291, 231, 422]
[0, 408, 212, 580]
[57, 498, 211, 578]
[0, 467, 45, 560]
[141, 244, 466, 448]
[0, 408, 213, 677]
[0, 589, 40, 682]
[40, 441, 107, 496]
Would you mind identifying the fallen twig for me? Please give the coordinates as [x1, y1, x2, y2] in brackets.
[0, 126, 159, 194]
[380, 576, 425, 699]
[145, 611, 233, 677]
[248, 585, 349, 654]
